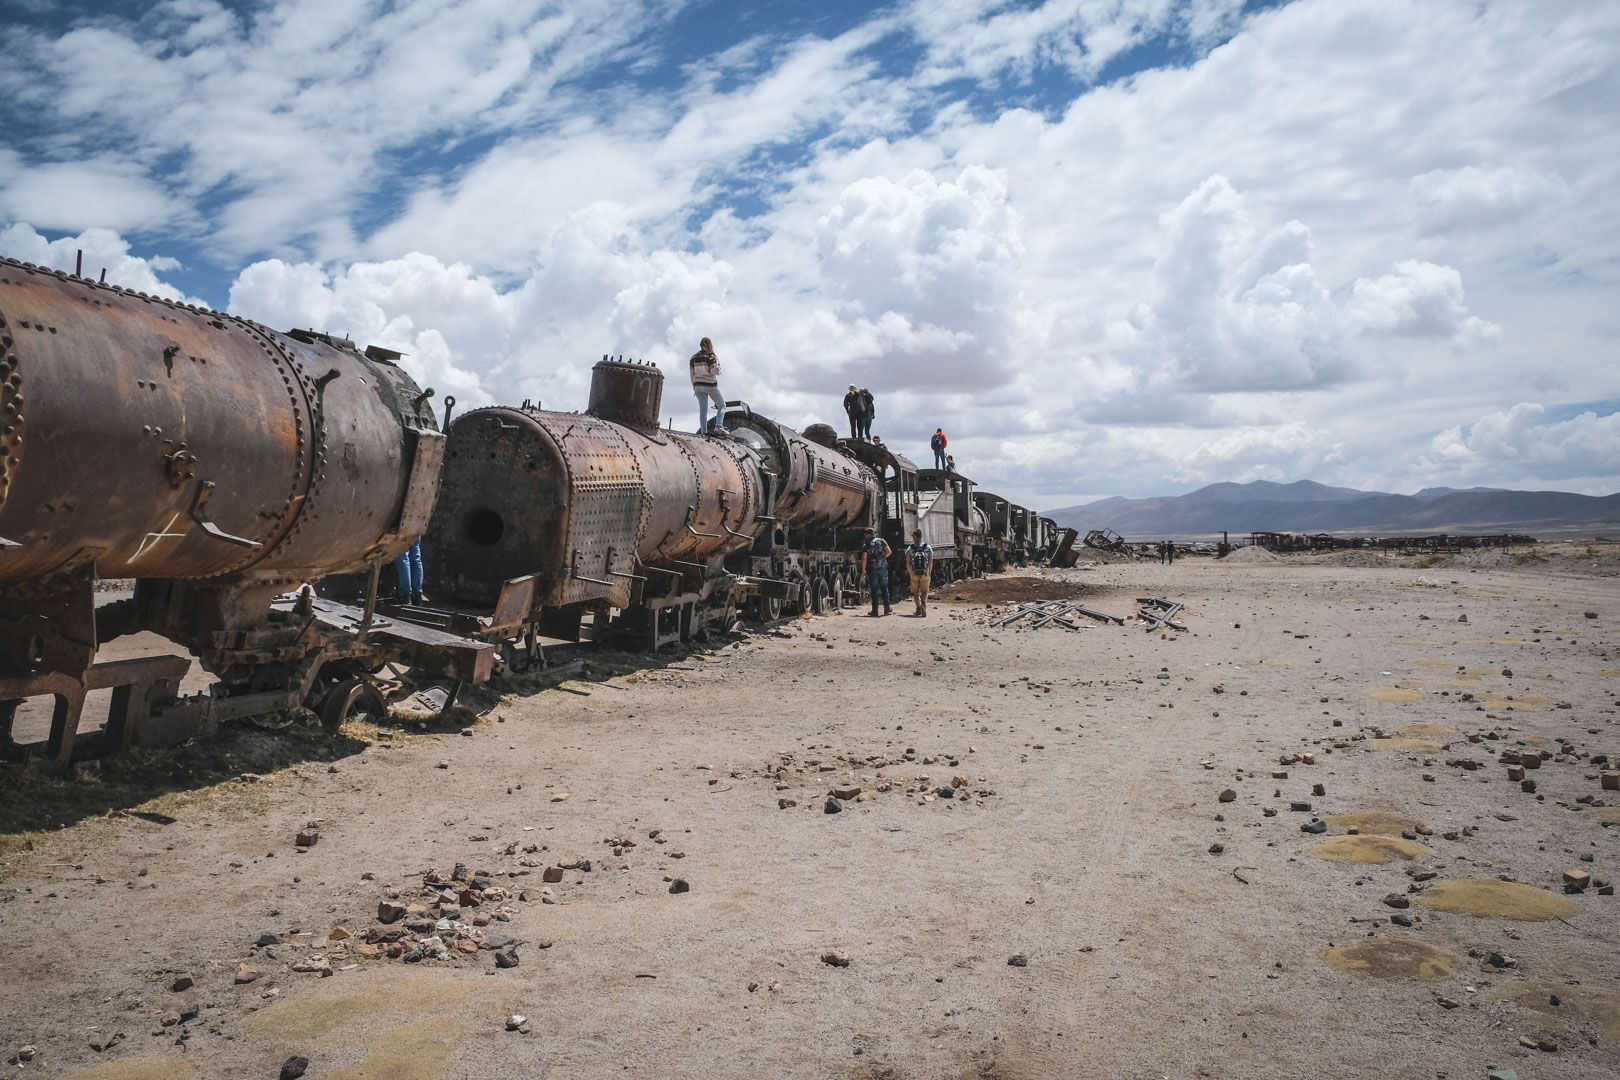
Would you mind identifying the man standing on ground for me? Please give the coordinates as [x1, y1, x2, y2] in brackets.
[843, 384, 862, 439]
[690, 337, 725, 433]
[857, 387, 875, 439]
[395, 539, 425, 605]
[860, 527, 893, 616]
[930, 428, 947, 469]
[905, 528, 933, 617]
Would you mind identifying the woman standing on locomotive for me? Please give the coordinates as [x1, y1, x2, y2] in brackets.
[690, 336, 725, 433]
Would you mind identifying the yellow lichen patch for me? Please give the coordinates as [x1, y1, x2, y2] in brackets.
[1324, 811, 1430, 836]
[1312, 835, 1433, 864]
[58, 1062, 198, 1080]
[1399, 723, 1456, 737]
[1594, 807, 1620, 825]
[1368, 737, 1444, 752]
[327, 1018, 459, 1080]
[246, 975, 470, 1042]
[1523, 736, 1551, 747]
[1413, 658, 1458, 669]
[1321, 939, 1456, 980]
[1597, 669, 1620, 679]
[1494, 985, 1620, 1040]
[1368, 687, 1423, 704]
[1416, 879, 1581, 921]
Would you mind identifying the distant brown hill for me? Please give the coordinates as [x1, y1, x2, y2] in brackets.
[1046, 480, 1620, 538]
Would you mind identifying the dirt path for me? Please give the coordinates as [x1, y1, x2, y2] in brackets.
[2, 559, 1618, 1079]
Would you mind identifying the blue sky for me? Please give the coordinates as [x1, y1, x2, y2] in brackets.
[1, 0, 1616, 504]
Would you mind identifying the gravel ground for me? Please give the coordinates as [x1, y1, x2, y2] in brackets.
[2, 557, 1618, 1080]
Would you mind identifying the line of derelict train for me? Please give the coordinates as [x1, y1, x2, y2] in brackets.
[0, 258, 1057, 767]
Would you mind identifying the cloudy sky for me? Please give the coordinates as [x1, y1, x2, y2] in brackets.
[2, 0, 1616, 509]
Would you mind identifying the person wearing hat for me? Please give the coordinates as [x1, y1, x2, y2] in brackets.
[857, 386, 875, 439]
[842, 384, 862, 440]
[860, 526, 893, 616]
[904, 528, 933, 617]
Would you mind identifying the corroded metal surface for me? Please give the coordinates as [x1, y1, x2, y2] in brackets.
[0, 258, 438, 586]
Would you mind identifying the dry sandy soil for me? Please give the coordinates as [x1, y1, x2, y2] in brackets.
[2, 555, 1618, 1080]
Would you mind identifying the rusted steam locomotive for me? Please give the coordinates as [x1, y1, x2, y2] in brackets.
[403, 357, 1058, 658]
[0, 257, 492, 766]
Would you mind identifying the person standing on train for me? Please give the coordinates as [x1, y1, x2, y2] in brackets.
[861, 527, 893, 617]
[930, 428, 947, 469]
[944, 454, 956, 476]
[857, 387, 875, 439]
[690, 337, 725, 433]
[843, 384, 862, 440]
[905, 528, 933, 617]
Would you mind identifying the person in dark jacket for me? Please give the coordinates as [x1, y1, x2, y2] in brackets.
[842, 384, 861, 439]
[930, 428, 947, 469]
[857, 387, 875, 439]
[690, 337, 724, 433]
[860, 527, 892, 616]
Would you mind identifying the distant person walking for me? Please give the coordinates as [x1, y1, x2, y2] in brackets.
[861, 527, 893, 617]
[930, 428, 947, 469]
[395, 540, 425, 605]
[690, 337, 725, 433]
[843, 384, 862, 440]
[905, 528, 933, 616]
[857, 387, 875, 440]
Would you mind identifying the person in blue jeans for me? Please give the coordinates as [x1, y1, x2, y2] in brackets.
[395, 539, 425, 605]
[860, 527, 892, 616]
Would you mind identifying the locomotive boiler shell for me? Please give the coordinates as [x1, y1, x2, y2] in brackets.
[725, 412, 877, 533]
[0, 260, 438, 588]
[425, 404, 764, 610]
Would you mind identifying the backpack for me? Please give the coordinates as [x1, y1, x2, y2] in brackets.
[909, 544, 930, 573]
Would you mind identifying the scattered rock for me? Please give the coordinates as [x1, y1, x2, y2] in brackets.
[295, 829, 320, 848]
[280, 1056, 310, 1080]
[821, 950, 851, 967]
[669, 878, 690, 894]
[234, 964, 259, 984]
[1382, 893, 1411, 909]
[1301, 819, 1327, 834]
[1208, 843, 1224, 855]
[171, 974, 193, 992]
[1007, 953, 1029, 967]
[1217, 789, 1236, 803]
[377, 901, 407, 924]
[824, 796, 844, 815]
[830, 786, 862, 800]
[1563, 869, 1590, 891]
[506, 1014, 528, 1032]
[494, 948, 520, 969]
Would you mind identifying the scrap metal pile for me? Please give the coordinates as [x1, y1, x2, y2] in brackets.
[992, 595, 1189, 633]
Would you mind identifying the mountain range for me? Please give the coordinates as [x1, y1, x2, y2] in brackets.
[1045, 480, 1620, 538]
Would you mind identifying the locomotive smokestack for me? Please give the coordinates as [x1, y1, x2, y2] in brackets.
[587, 356, 663, 430]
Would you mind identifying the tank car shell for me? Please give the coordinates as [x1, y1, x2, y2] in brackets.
[0, 259, 436, 587]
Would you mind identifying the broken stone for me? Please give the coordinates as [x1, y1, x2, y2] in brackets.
[1007, 953, 1029, 967]
[830, 786, 862, 800]
[821, 950, 851, 967]
[1218, 789, 1236, 803]
[377, 901, 407, 924]
[1563, 869, 1591, 891]
[171, 974, 193, 992]
[669, 878, 690, 894]
[506, 1014, 528, 1032]
[495, 948, 520, 969]
[234, 965, 259, 985]
[280, 1055, 310, 1079]
[295, 829, 319, 848]
[542, 866, 564, 883]
[824, 796, 844, 814]
[1382, 893, 1411, 909]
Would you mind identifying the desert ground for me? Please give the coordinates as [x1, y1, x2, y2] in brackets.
[2, 546, 1618, 1080]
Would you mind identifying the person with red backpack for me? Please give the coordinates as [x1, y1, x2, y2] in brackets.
[930, 428, 947, 469]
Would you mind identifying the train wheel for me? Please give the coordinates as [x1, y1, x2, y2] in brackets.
[764, 594, 783, 621]
[319, 676, 387, 731]
[810, 577, 829, 615]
